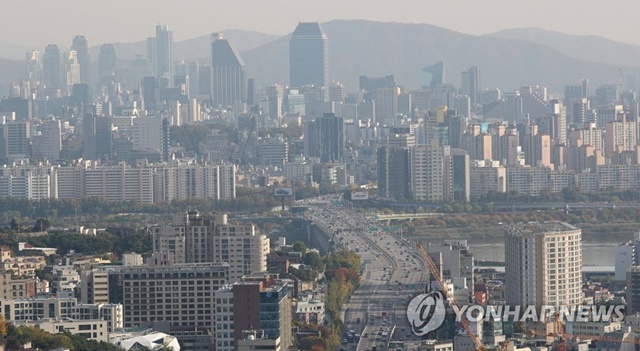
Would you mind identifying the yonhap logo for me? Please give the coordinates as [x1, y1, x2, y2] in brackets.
[406, 290, 446, 335]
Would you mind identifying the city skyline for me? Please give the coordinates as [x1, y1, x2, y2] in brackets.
[3, 0, 640, 50]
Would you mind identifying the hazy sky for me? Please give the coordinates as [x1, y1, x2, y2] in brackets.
[6, 0, 640, 48]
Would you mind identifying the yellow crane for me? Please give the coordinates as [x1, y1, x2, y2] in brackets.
[417, 243, 486, 351]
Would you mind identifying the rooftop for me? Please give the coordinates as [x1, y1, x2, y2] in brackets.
[506, 221, 580, 236]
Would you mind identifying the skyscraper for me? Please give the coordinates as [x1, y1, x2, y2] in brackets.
[377, 146, 410, 200]
[211, 33, 247, 107]
[461, 66, 481, 105]
[505, 222, 582, 308]
[62, 50, 80, 94]
[304, 113, 344, 163]
[42, 45, 62, 90]
[25, 51, 42, 84]
[149, 23, 173, 84]
[423, 61, 445, 88]
[98, 44, 117, 88]
[83, 113, 113, 161]
[289, 22, 328, 91]
[71, 35, 90, 84]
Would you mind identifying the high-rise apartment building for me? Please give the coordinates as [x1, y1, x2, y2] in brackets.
[71, 35, 91, 84]
[505, 222, 583, 308]
[151, 211, 269, 282]
[410, 145, 451, 202]
[43, 44, 62, 90]
[289, 22, 328, 91]
[211, 33, 246, 107]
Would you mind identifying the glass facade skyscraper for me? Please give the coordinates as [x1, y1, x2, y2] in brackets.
[289, 22, 328, 90]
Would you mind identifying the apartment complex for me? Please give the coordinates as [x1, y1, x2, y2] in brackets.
[152, 211, 269, 282]
[505, 222, 583, 308]
[0, 161, 236, 203]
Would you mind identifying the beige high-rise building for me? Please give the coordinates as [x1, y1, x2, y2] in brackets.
[410, 145, 451, 202]
[80, 269, 109, 304]
[151, 211, 269, 282]
[505, 222, 582, 308]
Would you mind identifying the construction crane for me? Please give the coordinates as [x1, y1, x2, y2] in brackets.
[417, 244, 486, 351]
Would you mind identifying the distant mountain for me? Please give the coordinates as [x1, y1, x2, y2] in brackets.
[87, 29, 279, 61]
[242, 19, 640, 93]
[0, 58, 27, 85]
[487, 28, 640, 68]
[0, 42, 34, 61]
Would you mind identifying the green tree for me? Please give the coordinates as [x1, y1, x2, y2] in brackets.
[10, 218, 19, 231]
[292, 241, 307, 255]
[303, 251, 322, 270]
[32, 218, 51, 232]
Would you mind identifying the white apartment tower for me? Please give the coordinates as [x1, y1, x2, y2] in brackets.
[505, 222, 582, 308]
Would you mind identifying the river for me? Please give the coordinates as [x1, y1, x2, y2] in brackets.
[470, 242, 617, 266]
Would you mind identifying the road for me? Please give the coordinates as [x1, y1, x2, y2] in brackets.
[301, 200, 427, 351]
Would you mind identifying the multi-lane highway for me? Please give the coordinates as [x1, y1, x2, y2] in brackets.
[301, 200, 427, 351]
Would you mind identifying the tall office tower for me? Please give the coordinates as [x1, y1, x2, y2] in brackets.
[71, 35, 90, 84]
[35, 118, 61, 162]
[564, 83, 587, 122]
[132, 116, 163, 152]
[25, 51, 42, 84]
[375, 86, 400, 126]
[198, 65, 212, 101]
[505, 222, 583, 308]
[329, 83, 346, 103]
[42, 44, 62, 90]
[304, 113, 344, 163]
[62, 50, 80, 94]
[454, 95, 471, 118]
[289, 22, 328, 91]
[214, 277, 292, 351]
[461, 66, 481, 105]
[451, 149, 470, 202]
[211, 33, 247, 107]
[98, 44, 117, 88]
[142, 76, 157, 111]
[247, 78, 255, 106]
[187, 60, 200, 98]
[106, 263, 229, 349]
[377, 146, 411, 200]
[4, 120, 31, 159]
[422, 61, 445, 88]
[149, 23, 173, 84]
[82, 113, 113, 161]
[265, 85, 284, 121]
[596, 84, 621, 106]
